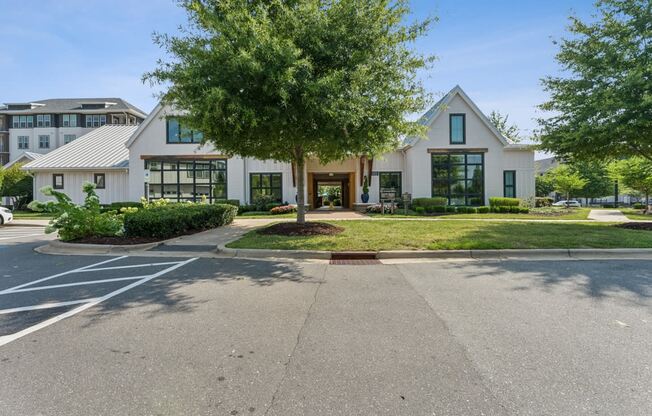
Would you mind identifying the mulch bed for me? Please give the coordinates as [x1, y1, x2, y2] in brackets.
[616, 222, 652, 231]
[68, 228, 211, 245]
[257, 222, 344, 236]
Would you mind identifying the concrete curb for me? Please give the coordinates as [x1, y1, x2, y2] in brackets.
[35, 239, 163, 255]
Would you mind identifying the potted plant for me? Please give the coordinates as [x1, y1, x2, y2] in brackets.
[361, 175, 370, 203]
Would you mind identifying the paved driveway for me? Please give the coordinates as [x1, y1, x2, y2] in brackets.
[0, 239, 650, 415]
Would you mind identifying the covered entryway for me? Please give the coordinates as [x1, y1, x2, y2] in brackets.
[308, 173, 356, 209]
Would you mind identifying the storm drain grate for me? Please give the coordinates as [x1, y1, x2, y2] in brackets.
[329, 259, 382, 265]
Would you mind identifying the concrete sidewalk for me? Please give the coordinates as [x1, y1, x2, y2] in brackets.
[588, 209, 630, 222]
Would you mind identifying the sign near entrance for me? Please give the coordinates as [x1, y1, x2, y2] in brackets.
[380, 188, 397, 201]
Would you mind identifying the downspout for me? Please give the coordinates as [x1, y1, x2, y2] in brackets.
[243, 157, 248, 204]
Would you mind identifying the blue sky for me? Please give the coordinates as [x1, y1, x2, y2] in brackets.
[0, 0, 595, 151]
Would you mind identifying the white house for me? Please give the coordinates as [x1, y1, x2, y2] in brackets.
[26, 86, 535, 207]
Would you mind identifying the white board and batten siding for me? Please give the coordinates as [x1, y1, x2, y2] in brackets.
[34, 170, 129, 204]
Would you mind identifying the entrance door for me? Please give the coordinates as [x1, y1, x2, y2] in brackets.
[312, 174, 351, 208]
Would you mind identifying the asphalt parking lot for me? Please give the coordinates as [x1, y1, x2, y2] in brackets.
[0, 230, 651, 415]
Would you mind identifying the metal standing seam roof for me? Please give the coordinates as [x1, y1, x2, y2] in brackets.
[23, 125, 137, 171]
[0, 98, 147, 117]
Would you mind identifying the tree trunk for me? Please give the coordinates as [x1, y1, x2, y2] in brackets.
[295, 148, 306, 225]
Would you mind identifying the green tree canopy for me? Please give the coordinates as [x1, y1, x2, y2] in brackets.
[535, 174, 555, 197]
[145, 0, 434, 223]
[548, 164, 588, 203]
[0, 163, 33, 209]
[488, 110, 520, 143]
[538, 0, 652, 162]
[609, 157, 652, 207]
[570, 160, 613, 200]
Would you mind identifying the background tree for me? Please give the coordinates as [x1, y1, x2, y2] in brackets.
[570, 160, 613, 205]
[549, 165, 587, 205]
[488, 110, 521, 143]
[535, 173, 555, 197]
[0, 164, 33, 209]
[538, 0, 652, 162]
[609, 157, 652, 211]
[145, 0, 433, 224]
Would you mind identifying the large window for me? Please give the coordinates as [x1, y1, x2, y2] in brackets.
[62, 114, 78, 127]
[503, 170, 516, 198]
[38, 135, 50, 149]
[450, 114, 466, 144]
[36, 114, 51, 127]
[85, 114, 107, 127]
[432, 152, 484, 206]
[18, 136, 29, 149]
[12, 115, 33, 128]
[250, 173, 282, 202]
[145, 159, 227, 202]
[166, 118, 203, 144]
[379, 172, 402, 198]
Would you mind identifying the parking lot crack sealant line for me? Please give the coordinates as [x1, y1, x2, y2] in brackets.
[0, 257, 198, 347]
[263, 264, 327, 416]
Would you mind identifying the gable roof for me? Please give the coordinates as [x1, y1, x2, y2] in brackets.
[23, 125, 137, 171]
[403, 85, 511, 148]
[3, 152, 43, 168]
[0, 98, 147, 118]
[125, 102, 165, 148]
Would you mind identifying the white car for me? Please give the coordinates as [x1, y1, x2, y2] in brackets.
[0, 207, 13, 225]
[552, 200, 581, 208]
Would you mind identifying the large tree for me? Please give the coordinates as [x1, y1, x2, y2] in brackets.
[538, 0, 652, 162]
[145, 0, 433, 224]
[0, 164, 33, 209]
[549, 165, 588, 204]
[570, 160, 613, 204]
[488, 110, 521, 143]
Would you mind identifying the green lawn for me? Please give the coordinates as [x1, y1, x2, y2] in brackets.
[621, 209, 651, 221]
[227, 219, 652, 251]
[368, 208, 591, 221]
[11, 210, 54, 219]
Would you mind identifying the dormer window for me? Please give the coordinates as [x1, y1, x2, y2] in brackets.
[450, 114, 466, 144]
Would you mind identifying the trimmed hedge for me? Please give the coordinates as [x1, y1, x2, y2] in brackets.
[412, 197, 448, 212]
[535, 197, 553, 207]
[477, 206, 490, 213]
[489, 197, 521, 207]
[214, 199, 241, 207]
[123, 204, 237, 239]
[101, 201, 144, 213]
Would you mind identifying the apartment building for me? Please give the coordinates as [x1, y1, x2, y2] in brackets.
[0, 98, 146, 166]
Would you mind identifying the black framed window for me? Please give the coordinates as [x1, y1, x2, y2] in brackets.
[62, 114, 78, 127]
[53, 174, 64, 189]
[450, 114, 466, 144]
[36, 114, 51, 127]
[166, 118, 203, 144]
[379, 172, 402, 197]
[503, 170, 516, 198]
[12, 115, 33, 128]
[18, 136, 29, 149]
[432, 152, 484, 206]
[145, 159, 227, 202]
[38, 135, 50, 149]
[250, 173, 282, 202]
[85, 114, 106, 128]
[94, 173, 106, 189]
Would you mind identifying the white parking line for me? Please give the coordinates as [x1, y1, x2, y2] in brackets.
[5, 276, 146, 294]
[0, 257, 198, 347]
[0, 233, 43, 241]
[0, 256, 127, 295]
[74, 261, 181, 273]
[0, 299, 102, 315]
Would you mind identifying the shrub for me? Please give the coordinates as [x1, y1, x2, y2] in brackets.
[497, 206, 510, 213]
[29, 183, 123, 241]
[365, 204, 393, 214]
[266, 202, 283, 211]
[601, 203, 615, 208]
[432, 205, 446, 213]
[123, 204, 237, 239]
[467, 207, 478, 214]
[412, 197, 448, 212]
[519, 207, 530, 214]
[477, 206, 490, 213]
[633, 203, 645, 209]
[445, 206, 456, 213]
[270, 205, 297, 215]
[252, 194, 278, 211]
[238, 204, 257, 214]
[509, 206, 520, 213]
[535, 197, 553, 207]
[414, 206, 425, 214]
[456, 206, 468, 213]
[489, 197, 521, 207]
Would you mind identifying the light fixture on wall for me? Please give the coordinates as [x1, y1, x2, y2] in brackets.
[328, 172, 334, 177]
